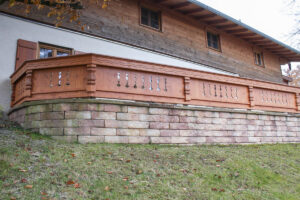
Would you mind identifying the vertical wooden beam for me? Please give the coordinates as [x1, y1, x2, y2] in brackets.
[11, 82, 16, 107]
[296, 93, 300, 111]
[248, 86, 255, 107]
[184, 77, 191, 101]
[25, 69, 33, 97]
[86, 64, 96, 97]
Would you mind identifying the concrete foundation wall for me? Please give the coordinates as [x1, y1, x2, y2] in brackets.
[8, 99, 300, 144]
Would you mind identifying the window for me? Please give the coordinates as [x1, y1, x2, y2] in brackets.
[254, 52, 264, 66]
[207, 31, 221, 51]
[39, 43, 72, 59]
[140, 7, 161, 30]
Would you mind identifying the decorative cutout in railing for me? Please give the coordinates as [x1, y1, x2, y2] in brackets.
[96, 67, 182, 98]
[254, 88, 296, 108]
[190, 80, 249, 105]
[14, 75, 26, 103]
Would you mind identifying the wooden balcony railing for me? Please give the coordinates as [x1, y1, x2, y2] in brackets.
[10, 53, 300, 113]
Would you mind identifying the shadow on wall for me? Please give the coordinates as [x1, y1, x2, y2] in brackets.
[0, 79, 11, 113]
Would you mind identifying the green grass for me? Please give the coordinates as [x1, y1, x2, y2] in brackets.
[0, 129, 299, 200]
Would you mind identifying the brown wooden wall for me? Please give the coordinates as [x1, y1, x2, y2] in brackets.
[0, 0, 285, 83]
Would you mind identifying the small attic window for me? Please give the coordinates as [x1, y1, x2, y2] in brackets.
[140, 7, 161, 31]
[207, 31, 221, 51]
[254, 52, 264, 66]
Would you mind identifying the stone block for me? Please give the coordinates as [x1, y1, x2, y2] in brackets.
[264, 120, 276, 126]
[235, 137, 249, 143]
[91, 128, 116, 136]
[287, 126, 300, 132]
[169, 123, 188, 130]
[128, 136, 150, 144]
[128, 121, 149, 129]
[203, 111, 219, 118]
[150, 122, 169, 129]
[169, 109, 194, 116]
[128, 106, 148, 114]
[188, 137, 206, 144]
[277, 126, 287, 131]
[40, 128, 63, 136]
[275, 116, 286, 121]
[105, 136, 129, 143]
[51, 136, 77, 143]
[230, 131, 248, 137]
[52, 103, 72, 111]
[287, 117, 297, 122]
[78, 136, 105, 144]
[282, 137, 300, 142]
[104, 104, 122, 112]
[231, 113, 246, 119]
[286, 121, 297, 127]
[92, 112, 116, 120]
[275, 121, 285, 126]
[247, 114, 258, 120]
[171, 137, 189, 144]
[247, 125, 260, 131]
[205, 124, 227, 131]
[117, 129, 140, 136]
[139, 129, 160, 136]
[188, 123, 205, 130]
[179, 116, 197, 123]
[248, 137, 261, 143]
[160, 130, 179, 137]
[117, 113, 139, 121]
[179, 130, 203, 137]
[75, 103, 103, 111]
[149, 108, 169, 115]
[248, 120, 264, 126]
[212, 118, 227, 124]
[40, 112, 64, 120]
[194, 111, 205, 118]
[105, 120, 128, 128]
[219, 113, 232, 118]
[27, 104, 53, 114]
[65, 111, 91, 119]
[150, 137, 171, 144]
[64, 127, 90, 135]
[206, 137, 235, 144]
[204, 131, 228, 137]
[25, 113, 41, 121]
[197, 118, 212, 124]
[78, 119, 105, 127]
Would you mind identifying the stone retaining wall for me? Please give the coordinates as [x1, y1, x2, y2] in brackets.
[8, 99, 300, 144]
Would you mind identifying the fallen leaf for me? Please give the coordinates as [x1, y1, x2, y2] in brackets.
[41, 197, 48, 200]
[74, 183, 80, 188]
[16, 154, 19, 157]
[124, 186, 128, 189]
[211, 188, 217, 191]
[156, 174, 160, 177]
[106, 171, 113, 174]
[87, 162, 92, 165]
[104, 186, 110, 191]
[66, 180, 75, 185]
[24, 185, 33, 189]
[64, 159, 68, 162]
[216, 165, 221, 167]
[20, 178, 27, 183]
[10, 197, 16, 200]
[71, 153, 76, 157]
[136, 170, 143, 174]
[122, 177, 129, 181]
[153, 160, 157, 163]
[183, 188, 187, 191]
[220, 189, 225, 192]
[126, 160, 131, 163]
[234, 172, 239, 177]
[155, 154, 159, 158]
[41, 191, 47, 195]
[19, 169, 27, 172]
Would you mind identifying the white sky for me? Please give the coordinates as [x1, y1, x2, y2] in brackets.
[197, 0, 300, 70]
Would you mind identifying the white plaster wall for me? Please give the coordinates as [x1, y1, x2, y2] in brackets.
[0, 13, 237, 112]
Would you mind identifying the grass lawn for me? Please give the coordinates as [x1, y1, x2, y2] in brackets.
[0, 128, 299, 200]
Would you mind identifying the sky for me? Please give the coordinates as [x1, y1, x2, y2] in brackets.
[197, 0, 300, 69]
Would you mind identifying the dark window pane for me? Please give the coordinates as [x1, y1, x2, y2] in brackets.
[207, 32, 220, 50]
[141, 7, 160, 30]
[40, 48, 52, 58]
[141, 7, 149, 26]
[150, 11, 159, 29]
[57, 51, 69, 57]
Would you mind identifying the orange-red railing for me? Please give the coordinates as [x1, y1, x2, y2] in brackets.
[10, 53, 300, 113]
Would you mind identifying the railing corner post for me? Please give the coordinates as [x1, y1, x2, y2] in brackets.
[296, 93, 300, 111]
[248, 86, 255, 107]
[184, 77, 191, 101]
[25, 69, 33, 97]
[86, 64, 96, 97]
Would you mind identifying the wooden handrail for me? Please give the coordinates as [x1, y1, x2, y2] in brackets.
[10, 53, 300, 113]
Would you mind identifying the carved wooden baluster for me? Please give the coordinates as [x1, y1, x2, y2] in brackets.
[66, 72, 70, 86]
[225, 86, 228, 98]
[219, 85, 222, 98]
[202, 82, 206, 96]
[296, 93, 300, 111]
[230, 87, 234, 98]
[86, 64, 96, 97]
[11, 83, 16, 107]
[164, 78, 167, 92]
[209, 84, 211, 96]
[184, 77, 191, 101]
[125, 73, 129, 88]
[58, 72, 62, 86]
[25, 70, 32, 97]
[134, 75, 137, 88]
[248, 86, 255, 107]
[141, 76, 145, 89]
[149, 76, 153, 91]
[214, 84, 217, 97]
[117, 72, 121, 87]
[235, 88, 238, 99]
[157, 77, 160, 91]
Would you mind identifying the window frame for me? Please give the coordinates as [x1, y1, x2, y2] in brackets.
[38, 43, 73, 59]
[139, 6, 162, 32]
[206, 30, 222, 52]
[254, 52, 265, 67]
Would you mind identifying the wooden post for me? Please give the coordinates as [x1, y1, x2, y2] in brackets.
[86, 64, 96, 97]
[296, 93, 300, 111]
[248, 86, 255, 107]
[25, 69, 32, 97]
[184, 77, 191, 101]
[11, 82, 16, 107]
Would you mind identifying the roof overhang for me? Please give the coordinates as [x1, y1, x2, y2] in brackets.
[152, 0, 300, 62]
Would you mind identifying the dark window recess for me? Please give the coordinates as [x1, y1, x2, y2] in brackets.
[40, 48, 53, 58]
[207, 32, 220, 50]
[141, 7, 161, 30]
[254, 52, 264, 66]
[39, 43, 71, 59]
